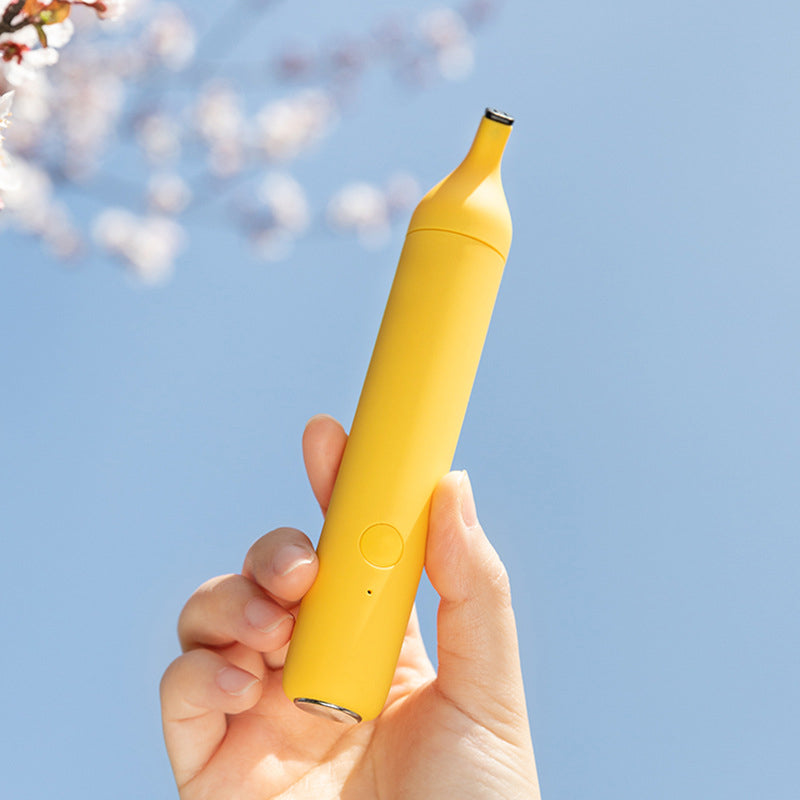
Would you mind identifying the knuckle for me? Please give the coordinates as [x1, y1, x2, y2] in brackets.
[177, 575, 241, 648]
[486, 555, 512, 599]
[244, 528, 313, 574]
[183, 574, 238, 615]
[159, 653, 187, 700]
[199, 573, 241, 596]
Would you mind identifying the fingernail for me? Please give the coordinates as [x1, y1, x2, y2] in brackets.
[216, 666, 259, 696]
[458, 470, 479, 529]
[244, 597, 293, 633]
[273, 543, 315, 577]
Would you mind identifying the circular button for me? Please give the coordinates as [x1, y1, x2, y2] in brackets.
[359, 523, 404, 568]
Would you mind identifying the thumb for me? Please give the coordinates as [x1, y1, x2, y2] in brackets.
[425, 470, 529, 727]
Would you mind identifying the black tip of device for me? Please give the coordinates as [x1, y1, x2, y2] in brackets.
[485, 107, 514, 126]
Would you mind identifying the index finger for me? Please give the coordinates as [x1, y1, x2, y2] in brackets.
[241, 417, 346, 610]
[302, 414, 348, 515]
[242, 526, 318, 609]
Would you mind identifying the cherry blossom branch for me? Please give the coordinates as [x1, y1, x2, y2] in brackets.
[1, 0, 503, 282]
[0, 1, 25, 33]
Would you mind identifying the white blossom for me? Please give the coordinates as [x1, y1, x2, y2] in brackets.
[385, 171, 421, 215]
[41, 200, 82, 258]
[327, 181, 391, 248]
[0, 22, 72, 87]
[257, 172, 310, 234]
[144, 4, 196, 71]
[253, 89, 337, 162]
[0, 156, 53, 229]
[96, 0, 128, 22]
[419, 7, 469, 49]
[4, 72, 50, 133]
[250, 227, 295, 262]
[0, 144, 80, 247]
[111, 0, 146, 22]
[54, 66, 124, 177]
[136, 112, 181, 163]
[93, 207, 184, 284]
[147, 172, 191, 214]
[0, 89, 13, 139]
[194, 83, 243, 142]
[437, 42, 474, 80]
[208, 141, 244, 177]
[0, 152, 15, 210]
[0, 152, 17, 193]
[194, 83, 245, 176]
[43, 19, 75, 49]
[92, 207, 135, 250]
[0, 0, 490, 275]
[1, 92, 20, 205]
[2, 47, 59, 88]
[418, 7, 474, 80]
[237, 172, 310, 262]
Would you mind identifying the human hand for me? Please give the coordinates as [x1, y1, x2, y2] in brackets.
[160, 414, 540, 799]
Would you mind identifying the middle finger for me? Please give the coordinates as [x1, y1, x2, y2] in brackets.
[178, 573, 295, 654]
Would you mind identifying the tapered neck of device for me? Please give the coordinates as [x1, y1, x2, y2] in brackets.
[406, 108, 514, 257]
[459, 111, 513, 178]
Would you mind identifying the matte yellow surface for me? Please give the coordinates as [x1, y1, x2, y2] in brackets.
[283, 113, 513, 722]
[408, 115, 513, 255]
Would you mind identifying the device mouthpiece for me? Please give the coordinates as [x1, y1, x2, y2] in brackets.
[484, 107, 514, 126]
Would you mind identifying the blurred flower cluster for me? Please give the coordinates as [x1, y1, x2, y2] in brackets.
[0, 0, 500, 284]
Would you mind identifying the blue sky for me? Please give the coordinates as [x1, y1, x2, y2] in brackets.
[2, 1, 799, 797]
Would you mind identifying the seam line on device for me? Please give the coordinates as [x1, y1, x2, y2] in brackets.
[406, 227, 507, 260]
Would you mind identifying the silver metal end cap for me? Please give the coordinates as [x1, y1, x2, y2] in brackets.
[293, 698, 362, 724]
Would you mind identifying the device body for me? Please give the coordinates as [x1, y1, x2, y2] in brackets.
[282, 109, 514, 723]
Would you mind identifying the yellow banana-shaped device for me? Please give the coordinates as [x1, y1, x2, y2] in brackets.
[283, 108, 514, 723]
